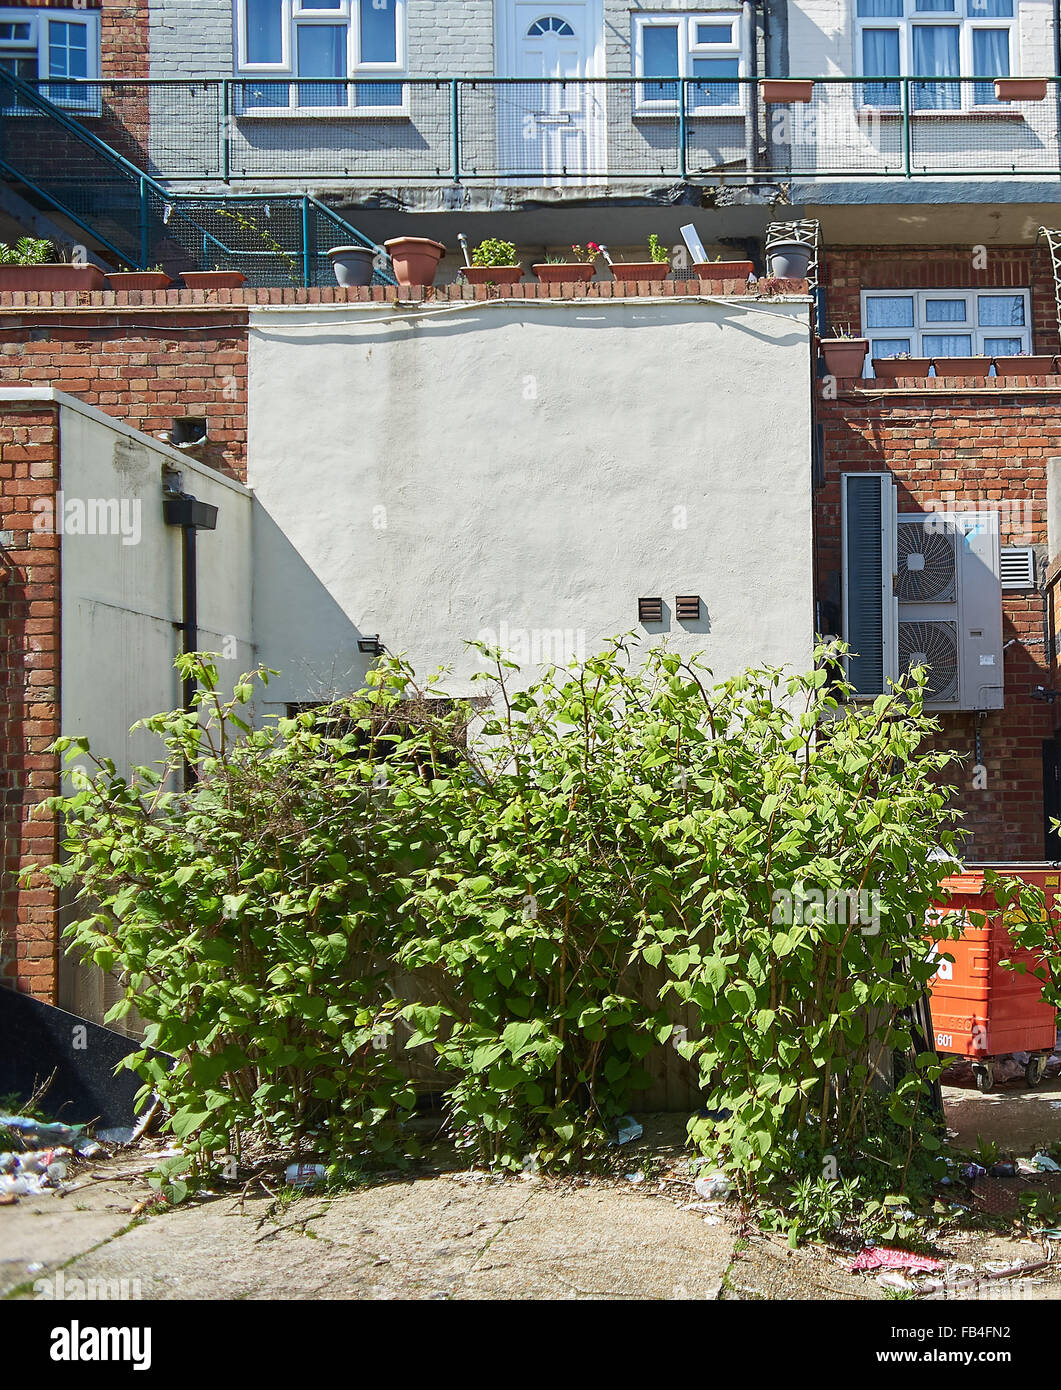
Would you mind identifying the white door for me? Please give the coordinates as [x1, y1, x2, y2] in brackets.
[498, 2, 604, 182]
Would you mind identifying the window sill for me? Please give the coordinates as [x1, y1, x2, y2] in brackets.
[857, 105, 1028, 120]
[633, 106, 744, 119]
[235, 106, 411, 120]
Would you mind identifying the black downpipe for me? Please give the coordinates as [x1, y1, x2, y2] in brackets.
[163, 491, 219, 788]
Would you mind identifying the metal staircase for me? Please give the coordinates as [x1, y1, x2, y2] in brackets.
[0, 70, 395, 288]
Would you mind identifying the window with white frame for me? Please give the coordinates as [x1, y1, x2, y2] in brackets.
[0, 6, 99, 111]
[861, 288, 1032, 360]
[633, 13, 744, 114]
[235, 0, 406, 112]
[856, 0, 1014, 109]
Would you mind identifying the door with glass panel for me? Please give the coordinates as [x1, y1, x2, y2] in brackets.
[862, 289, 1031, 371]
[497, 2, 604, 181]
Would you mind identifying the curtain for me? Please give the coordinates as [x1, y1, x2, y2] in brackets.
[865, 295, 915, 327]
[924, 298, 967, 322]
[857, 0, 902, 13]
[973, 28, 1010, 104]
[862, 28, 900, 105]
[913, 25, 960, 109]
[924, 333, 973, 355]
[978, 293, 1024, 326]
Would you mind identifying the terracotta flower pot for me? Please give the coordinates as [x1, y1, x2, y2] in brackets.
[994, 355, 1057, 375]
[181, 271, 248, 289]
[693, 260, 755, 281]
[0, 263, 108, 291]
[462, 265, 523, 284]
[821, 338, 869, 378]
[532, 263, 595, 283]
[995, 78, 1047, 101]
[872, 357, 932, 380]
[384, 236, 446, 288]
[328, 246, 375, 288]
[933, 356, 990, 377]
[610, 262, 670, 282]
[760, 79, 814, 103]
[106, 271, 173, 290]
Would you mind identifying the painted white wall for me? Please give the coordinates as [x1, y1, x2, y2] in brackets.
[54, 398, 254, 779]
[247, 296, 814, 711]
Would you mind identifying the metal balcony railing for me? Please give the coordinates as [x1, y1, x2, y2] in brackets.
[6, 75, 1061, 182]
[0, 69, 396, 285]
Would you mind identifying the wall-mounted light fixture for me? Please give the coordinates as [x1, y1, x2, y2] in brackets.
[358, 635, 385, 656]
[638, 597, 663, 624]
[675, 595, 701, 622]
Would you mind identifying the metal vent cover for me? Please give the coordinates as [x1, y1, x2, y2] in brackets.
[896, 519, 957, 603]
[898, 620, 960, 703]
[639, 597, 663, 624]
[999, 545, 1036, 591]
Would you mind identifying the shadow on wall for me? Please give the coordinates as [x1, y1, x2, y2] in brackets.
[252, 499, 374, 708]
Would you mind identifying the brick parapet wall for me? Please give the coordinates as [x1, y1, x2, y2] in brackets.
[0, 404, 61, 1001]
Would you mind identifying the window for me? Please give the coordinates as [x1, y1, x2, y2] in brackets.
[861, 288, 1032, 362]
[856, 0, 1014, 109]
[633, 12, 745, 114]
[235, 0, 406, 113]
[0, 7, 99, 112]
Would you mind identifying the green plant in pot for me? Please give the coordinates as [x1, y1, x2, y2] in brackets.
[533, 242, 599, 284]
[106, 262, 173, 291]
[0, 238, 108, 291]
[611, 232, 672, 284]
[819, 324, 869, 380]
[464, 237, 522, 286]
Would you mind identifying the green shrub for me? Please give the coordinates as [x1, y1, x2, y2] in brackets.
[30, 641, 963, 1199]
[0, 237, 54, 266]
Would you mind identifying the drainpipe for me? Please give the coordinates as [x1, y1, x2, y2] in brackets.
[743, 1, 758, 175]
[163, 482, 219, 787]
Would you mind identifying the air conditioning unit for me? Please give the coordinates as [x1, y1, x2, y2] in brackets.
[841, 474, 1003, 710]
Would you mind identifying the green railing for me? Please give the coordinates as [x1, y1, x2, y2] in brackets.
[0, 70, 397, 285]
[8, 74, 1061, 182]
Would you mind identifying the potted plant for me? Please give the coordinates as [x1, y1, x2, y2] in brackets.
[383, 236, 447, 289]
[994, 351, 1058, 375]
[462, 237, 523, 285]
[932, 356, 990, 378]
[610, 233, 671, 283]
[766, 240, 811, 278]
[327, 245, 376, 288]
[0, 238, 107, 291]
[995, 77, 1047, 101]
[872, 352, 931, 380]
[760, 79, 814, 102]
[182, 267, 248, 289]
[820, 326, 869, 378]
[106, 264, 172, 290]
[693, 253, 755, 282]
[532, 243, 599, 284]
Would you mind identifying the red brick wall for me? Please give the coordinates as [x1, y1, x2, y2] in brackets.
[0, 405, 60, 1000]
[0, 308, 249, 481]
[823, 246, 1057, 354]
[817, 388, 1061, 860]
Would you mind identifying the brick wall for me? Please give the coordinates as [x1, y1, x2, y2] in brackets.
[817, 387, 1061, 860]
[823, 245, 1057, 353]
[0, 306, 249, 481]
[0, 404, 60, 1001]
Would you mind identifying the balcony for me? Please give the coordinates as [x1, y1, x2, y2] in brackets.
[6, 76, 1061, 185]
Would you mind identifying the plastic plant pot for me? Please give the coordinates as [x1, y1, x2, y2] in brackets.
[609, 262, 670, 283]
[0, 264, 108, 291]
[693, 260, 755, 281]
[994, 355, 1057, 375]
[766, 242, 811, 278]
[760, 79, 814, 102]
[532, 263, 596, 283]
[995, 78, 1047, 100]
[106, 271, 173, 290]
[872, 357, 932, 379]
[327, 246, 376, 287]
[820, 338, 869, 377]
[181, 271, 248, 289]
[463, 265, 523, 284]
